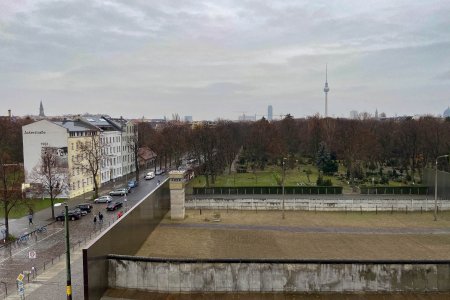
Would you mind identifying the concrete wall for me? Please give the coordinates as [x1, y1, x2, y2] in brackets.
[82, 179, 170, 300]
[186, 198, 450, 212]
[108, 256, 450, 293]
[170, 188, 185, 220]
[423, 168, 450, 200]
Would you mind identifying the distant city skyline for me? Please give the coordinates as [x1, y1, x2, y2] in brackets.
[1, 1, 449, 120]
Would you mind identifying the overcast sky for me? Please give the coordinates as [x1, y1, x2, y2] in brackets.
[1, 0, 449, 120]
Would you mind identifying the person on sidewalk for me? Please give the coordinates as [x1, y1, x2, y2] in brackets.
[93, 215, 97, 228]
[28, 211, 33, 226]
[99, 212, 103, 224]
[117, 211, 123, 218]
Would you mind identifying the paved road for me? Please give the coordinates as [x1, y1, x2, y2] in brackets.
[0, 169, 167, 299]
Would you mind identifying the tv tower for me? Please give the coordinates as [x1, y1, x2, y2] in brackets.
[323, 64, 330, 117]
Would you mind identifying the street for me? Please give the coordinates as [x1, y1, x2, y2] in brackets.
[0, 170, 166, 299]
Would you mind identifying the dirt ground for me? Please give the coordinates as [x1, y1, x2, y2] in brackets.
[136, 210, 450, 260]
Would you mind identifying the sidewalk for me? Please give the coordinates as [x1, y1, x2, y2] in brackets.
[1, 168, 153, 238]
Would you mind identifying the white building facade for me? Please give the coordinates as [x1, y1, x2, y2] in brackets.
[23, 119, 99, 198]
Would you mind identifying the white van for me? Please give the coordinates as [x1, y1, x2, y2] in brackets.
[144, 172, 155, 180]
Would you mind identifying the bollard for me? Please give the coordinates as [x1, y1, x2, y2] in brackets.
[43, 262, 46, 270]
[421, 206, 423, 214]
[27, 273, 29, 283]
[52, 258, 54, 265]
[200, 209, 202, 215]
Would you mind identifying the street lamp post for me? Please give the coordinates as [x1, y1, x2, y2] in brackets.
[282, 158, 287, 219]
[54, 203, 72, 299]
[434, 155, 449, 221]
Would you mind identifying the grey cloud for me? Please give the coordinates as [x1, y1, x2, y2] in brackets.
[1, 0, 450, 120]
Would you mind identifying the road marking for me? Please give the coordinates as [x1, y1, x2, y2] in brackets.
[0, 228, 64, 265]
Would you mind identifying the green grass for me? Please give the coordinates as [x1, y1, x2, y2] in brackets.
[0, 198, 66, 219]
[189, 165, 337, 188]
[188, 162, 418, 193]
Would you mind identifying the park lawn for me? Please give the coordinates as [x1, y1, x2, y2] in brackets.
[0, 198, 65, 219]
[189, 165, 338, 188]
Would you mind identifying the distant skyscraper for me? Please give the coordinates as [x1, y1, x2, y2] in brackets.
[268, 105, 273, 121]
[39, 101, 45, 117]
[323, 65, 330, 117]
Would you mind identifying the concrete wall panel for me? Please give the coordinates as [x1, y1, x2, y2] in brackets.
[108, 258, 450, 293]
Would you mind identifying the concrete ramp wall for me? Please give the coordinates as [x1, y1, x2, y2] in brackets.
[83, 180, 170, 300]
[108, 256, 450, 293]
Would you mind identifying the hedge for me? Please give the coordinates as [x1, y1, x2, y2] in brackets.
[192, 186, 343, 195]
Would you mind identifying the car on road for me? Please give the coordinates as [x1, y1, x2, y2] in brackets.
[109, 188, 128, 196]
[155, 169, 165, 175]
[55, 209, 81, 221]
[94, 195, 112, 203]
[106, 201, 123, 211]
[144, 171, 155, 180]
[72, 207, 88, 216]
[76, 203, 93, 213]
[128, 180, 139, 188]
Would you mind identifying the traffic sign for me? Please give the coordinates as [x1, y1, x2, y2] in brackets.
[28, 250, 36, 259]
[17, 273, 24, 282]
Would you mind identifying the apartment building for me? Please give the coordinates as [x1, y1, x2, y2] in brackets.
[23, 116, 139, 199]
[23, 119, 99, 198]
[82, 116, 123, 184]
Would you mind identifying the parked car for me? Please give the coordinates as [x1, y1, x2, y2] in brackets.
[128, 180, 139, 188]
[55, 209, 81, 221]
[109, 188, 128, 196]
[72, 207, 88, 216]
[144, 172, 155, 180]
[155, 169, 165, 175]
[94, 195, 112, 203]
[76, 203, 93, 213]
[106, 201, 123, 211]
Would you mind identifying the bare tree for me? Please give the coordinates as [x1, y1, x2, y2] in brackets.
[74, 135, 102, 199]
[29, 148, 67, 219]
[124, 124, 141, 182]
[0, 156, 24, 240]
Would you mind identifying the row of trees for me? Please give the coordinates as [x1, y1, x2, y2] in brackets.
[0, 117, 32, 240]
[139, 115, 450, 187]
[2, 114, 449, 238]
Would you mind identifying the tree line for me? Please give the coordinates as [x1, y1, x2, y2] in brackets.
[139, 116, 450, 186]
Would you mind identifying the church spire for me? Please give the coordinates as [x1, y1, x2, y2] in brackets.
[39, 101, 45, 117]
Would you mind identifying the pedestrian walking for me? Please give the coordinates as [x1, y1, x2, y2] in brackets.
[93, 215, 97, 227]
[28, 212, 33, 226]
[99, 212, 103, 224]
[117, 211, 123, 218]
